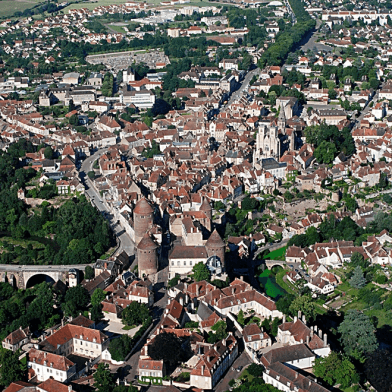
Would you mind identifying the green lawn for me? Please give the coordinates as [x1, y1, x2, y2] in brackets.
[264, 246, 287, 261]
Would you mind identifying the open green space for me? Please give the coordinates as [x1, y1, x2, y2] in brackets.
[62, 0, 129, 13]
[263, 245, 287, 261]
[107, 24, 126, 33]
[0, 0, 45, 17]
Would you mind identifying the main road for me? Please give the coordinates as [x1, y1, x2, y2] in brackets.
[80, 149, 135, 258]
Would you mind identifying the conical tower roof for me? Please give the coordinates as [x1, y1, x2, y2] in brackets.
[205, 229, 225, 248]
[137, 232, 158, 250]
[200, 197, 212, 211]
[134, 198, 153, 215]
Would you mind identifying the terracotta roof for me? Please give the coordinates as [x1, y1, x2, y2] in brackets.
[3, 327, 29, 345]
[28, 348, 74, 371]
[205, 229, 225, 248]
[137, 233, 158, 250]
[134, 198, 153, 215]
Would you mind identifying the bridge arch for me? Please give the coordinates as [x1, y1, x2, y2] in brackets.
[25, 273, 56, 288]
[264, 259, 286, 270]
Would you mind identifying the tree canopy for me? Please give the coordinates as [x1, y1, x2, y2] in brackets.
[148, 332, 183, 366]
[338, 309, 378, 359]
[122, 301, 149, 327]
[313, 351, 359, 389]
[192, 262, 210, 282]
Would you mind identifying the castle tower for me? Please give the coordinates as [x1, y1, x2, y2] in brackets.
[205, 229, 226, 270]
[200, 197, 212, 222]
[137, 233, 158, 278]
[134, 198, 154, 246]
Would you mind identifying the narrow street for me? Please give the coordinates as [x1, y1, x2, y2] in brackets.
[80, 149, 135, 258]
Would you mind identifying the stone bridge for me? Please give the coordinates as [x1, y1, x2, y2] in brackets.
[264, 259, 286, 269]
[0, 264, 90, 289]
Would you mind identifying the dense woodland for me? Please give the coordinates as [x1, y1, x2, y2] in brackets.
[0, 140, 114, 265]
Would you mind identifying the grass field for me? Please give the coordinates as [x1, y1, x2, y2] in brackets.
[107, 24, 126, 33]
[0, 0, 45, 17]
[264, 245, 287, 261]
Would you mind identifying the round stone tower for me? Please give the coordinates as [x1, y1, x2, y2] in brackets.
[200, 197, 212, 222]
[133, 198, 154, 246]
[137, 232, 158, 278]
[205, 229, 226, 270]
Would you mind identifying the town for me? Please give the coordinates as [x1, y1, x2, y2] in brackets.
[0, 0, 391, 391]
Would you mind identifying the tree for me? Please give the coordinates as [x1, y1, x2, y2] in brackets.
[364, 349, 392, 392]
[91, 288, 106, 307]
[289, 295, 317, 321]
[350, 252, 369, 269]
[108, 335, 133, 361]
[349, 266, 366, 289]
[208, 320, 228, 343]
[276, 293, 295, 315]
[44, 146, 54, 159]
[247, 363, 264, 378]
[338, 309, 378, 358]
[88, 171, 95, 179]
[85, 265, 95, 280]
[237, 309, 245, 326]
[0, 350, 24, 387]
[314, 141, 337, 164]
[94, 363, 115, 392]
[63, 285, 90, 317]
[148, 332, 182, 366]
[192, 262, 210, 282]
[313, 351, 359, 389]
[69, 114, 78, 126]
[122, 301, 149, 326]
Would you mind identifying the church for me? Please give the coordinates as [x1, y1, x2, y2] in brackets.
[254, 101, 295, 163]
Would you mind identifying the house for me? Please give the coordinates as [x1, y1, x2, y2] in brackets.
[38, 324, 109, 358]
[243, 323, 271, 361]
[97, 116, 121, 133]
[27, 349, 77, 383]
[2, 327, 30, 351]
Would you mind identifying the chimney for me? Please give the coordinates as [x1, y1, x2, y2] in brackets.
[201, 365, 205, 376]
[282, 314, 286, 323]
[68, 385, 72, 392]
[295, 372, 298, 378]
[310, 328, 314, 338]
[298, 311, 301, 319]
[302, 314, 306, 324]
[179, 297, 184, 306]
[314, 325, 318, 333]
[294, 316, 297, 322]
[318, 329, 322, 338]
[306, 336, 309, 345]
[323, 333, 327, 346]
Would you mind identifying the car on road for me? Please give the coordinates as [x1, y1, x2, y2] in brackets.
[237, 366, 243, 372]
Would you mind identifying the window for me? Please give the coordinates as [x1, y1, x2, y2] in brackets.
[184, 260, 186, 266]
[177, 261, 180, 266]
[190, 260, 192, 266]
[171, 261, 174, 266]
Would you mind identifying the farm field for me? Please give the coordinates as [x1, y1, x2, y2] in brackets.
[0, 0, 44, 17]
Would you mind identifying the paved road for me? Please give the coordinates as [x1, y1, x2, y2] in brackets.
[80, 149, 135, 258]
[0, 264, 92, 272]
[215, 351, 252, 392]
[225, 67, 261, 107]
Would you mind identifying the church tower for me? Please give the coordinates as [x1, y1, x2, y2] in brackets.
[277, 102, 286, 131]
